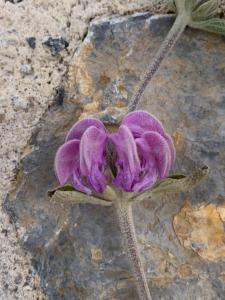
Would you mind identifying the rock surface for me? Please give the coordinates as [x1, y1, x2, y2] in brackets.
[3, 10, 225, 300]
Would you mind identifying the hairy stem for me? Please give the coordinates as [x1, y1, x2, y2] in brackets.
[129, 14, 189, 111]
[115, 199, 152, 300]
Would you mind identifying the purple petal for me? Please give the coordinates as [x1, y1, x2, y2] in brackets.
[80, 126, 107, 193]
[66, 118, 106, 142]
[54, 139, 91, 193]
[136, 131, 172, 179]
[110, 125, 141, 192]
[122, 111, 165, 138]
[132, 162, 158, 192]
[55, 139, 79, 185]
[72, 172, 91, 195]
[122, 110, 176, 166]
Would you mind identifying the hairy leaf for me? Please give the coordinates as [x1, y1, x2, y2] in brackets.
[190, 18, 225, 35]
[191, 0, 218, 21]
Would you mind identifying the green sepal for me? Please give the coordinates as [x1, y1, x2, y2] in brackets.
[167, 174, 186, 179]
[48, 185, 75, 197]
[131, 166, 209, 203]
[152, 166, 208, 194]
[48, 185, 113, 206]
[92, 185, 118, 201]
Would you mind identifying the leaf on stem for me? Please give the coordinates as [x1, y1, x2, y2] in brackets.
[173, 0, 225, 37]
[190, 18, 225, 36]
[191, 0, 218, 21]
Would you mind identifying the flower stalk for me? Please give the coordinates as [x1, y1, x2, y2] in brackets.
[129, 14, 189, 111]
[129, 0, 225, 112]
[115, 197, 152, 300]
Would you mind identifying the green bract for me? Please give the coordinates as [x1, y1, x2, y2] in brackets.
[49, 166, 209, 205]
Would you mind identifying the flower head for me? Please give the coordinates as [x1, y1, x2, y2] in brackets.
[54, 111, 175, 194]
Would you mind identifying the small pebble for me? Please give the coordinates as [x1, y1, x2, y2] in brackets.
[26, 37, 36, 49]
[43, 37, 69, 55]
[19, 64, 33, 75]
[11, 96, 29, 111]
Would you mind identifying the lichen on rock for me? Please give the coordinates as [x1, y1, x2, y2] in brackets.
[174, 202, 225, 261]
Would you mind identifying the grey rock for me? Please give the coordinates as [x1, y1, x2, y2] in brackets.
[54, 86, 66, 106]
[26, 37, 36, 49]
[5, 0, 23, 4]
[43, 37, 69, 56]
[4, 13, 225, 300]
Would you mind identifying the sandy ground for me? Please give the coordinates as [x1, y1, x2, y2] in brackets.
[0, 0, 224, 299]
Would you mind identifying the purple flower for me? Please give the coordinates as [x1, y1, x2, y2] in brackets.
[54, 111, 175, 194]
